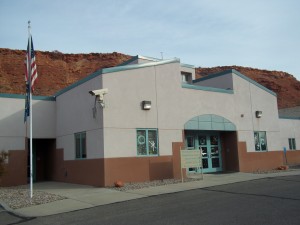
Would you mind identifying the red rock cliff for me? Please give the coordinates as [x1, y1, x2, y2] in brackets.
[0, 48, 131, 96]
[0, 48, 299, 109]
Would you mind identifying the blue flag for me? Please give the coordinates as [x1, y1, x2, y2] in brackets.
[24, 38, 31, 123]
[24, 82, 30, 123]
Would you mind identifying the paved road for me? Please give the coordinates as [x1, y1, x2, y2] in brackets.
[0, 205, 34, 225]
[2, 175, 300, 225]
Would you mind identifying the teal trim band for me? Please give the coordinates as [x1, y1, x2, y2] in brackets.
[33, 95, 56, 101]
[184, 114, 236, 131]
[182, 83, 234, 94]
[279, 116, 300, 120]
[0, 93, 26, 99]
[0, 93, 55, 101]
[194, 69, 277, 97]
[181, 63, 195, 69]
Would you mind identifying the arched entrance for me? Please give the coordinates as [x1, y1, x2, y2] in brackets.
[184, 114, 236, 173]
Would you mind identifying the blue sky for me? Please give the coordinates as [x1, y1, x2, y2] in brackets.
[1, 0, 299, 80]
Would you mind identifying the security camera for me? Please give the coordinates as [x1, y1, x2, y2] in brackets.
[89, 89, 108, 101]
[89, 88, 108, 108]
[89, 88, 108, 96]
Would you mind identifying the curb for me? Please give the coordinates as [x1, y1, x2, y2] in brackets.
[0, 200, 33, 219]
[1, 170, 299, 218]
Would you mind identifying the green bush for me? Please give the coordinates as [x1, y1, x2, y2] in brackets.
[0, 150, 9, 177]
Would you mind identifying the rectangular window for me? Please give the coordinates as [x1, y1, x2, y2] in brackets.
[289, 138, 296, 150]
[186, 136, 195, 149]
[137, 129, 158, 156]
[75, 132, 86, 159]
[181, 72, 192, 84]
[254, 131, 267, 151]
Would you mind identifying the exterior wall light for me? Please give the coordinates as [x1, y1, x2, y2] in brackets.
[142, 101, 151, 110]
[255, 111, 262, 118]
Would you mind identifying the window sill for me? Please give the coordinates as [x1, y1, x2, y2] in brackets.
[137, 154, 159, 157]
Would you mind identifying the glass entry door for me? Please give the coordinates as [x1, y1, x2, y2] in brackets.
[185, 133, 222, 173]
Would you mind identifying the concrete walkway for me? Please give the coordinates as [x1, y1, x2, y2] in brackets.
[3, 170, 300, 217]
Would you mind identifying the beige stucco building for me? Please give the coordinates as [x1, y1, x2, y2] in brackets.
[1, 55, 299, 187]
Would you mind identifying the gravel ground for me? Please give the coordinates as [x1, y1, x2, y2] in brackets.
[252, 169, 291, 174]
[109, 177, 203, 192]
[111, 169, 295, 192]
[0, 186, 66, 209]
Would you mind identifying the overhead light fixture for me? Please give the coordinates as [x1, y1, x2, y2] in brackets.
[142, 101, 151, 110]
[255, 111, 262, 118]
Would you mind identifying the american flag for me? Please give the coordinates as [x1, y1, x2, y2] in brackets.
[24, 36, 38, 122]
[25, 36, 38, 91]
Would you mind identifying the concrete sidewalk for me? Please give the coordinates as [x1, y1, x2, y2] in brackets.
[3, 169, 300, 217]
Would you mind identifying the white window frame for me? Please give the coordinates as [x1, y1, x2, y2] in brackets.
[254, 131, 268, 151]
[288, 138, 296, 150]
[75, 132, 87, 159]
[136, 129, 159, 156]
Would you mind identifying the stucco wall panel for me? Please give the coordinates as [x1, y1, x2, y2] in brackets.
[102, 66, 158, 129]
[57, 135, 74, 160]
[87, 129, 104, 158]
[0, 98, 26, 139]
[232, 75, 281, 153]
[30, 100, 56, 138]
[104, 156, 173, 186]
[267, 131, 283, 151]
[0, 137, 24, 152]
[194, 73, 233, 90]
[0, 97, 55, 152]
[279, 119, 300, 150]
[232, 75, 253, 131]
[104, 128, 136, 158]
[57, 129, 104, 160]
[158, 129, 183, 156]
[56, 76, 103, 137]
[155, 66, 237, 130]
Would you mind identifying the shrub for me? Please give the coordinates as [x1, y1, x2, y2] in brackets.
[0, 150, 9, 177]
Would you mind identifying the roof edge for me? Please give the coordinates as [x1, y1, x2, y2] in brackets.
[279, 116, 300, 120]
[117, 55, 162, 67]
[0, 93, 55, 101]
[194, 69, 277, 97]
[181, 63, 195, 69]
[182, 83, 234, 94]
[137, 55, 162, 62]
[102, 58, 180, 74]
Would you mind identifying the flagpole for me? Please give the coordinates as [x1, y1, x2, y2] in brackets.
[28, 20, 33, 199]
